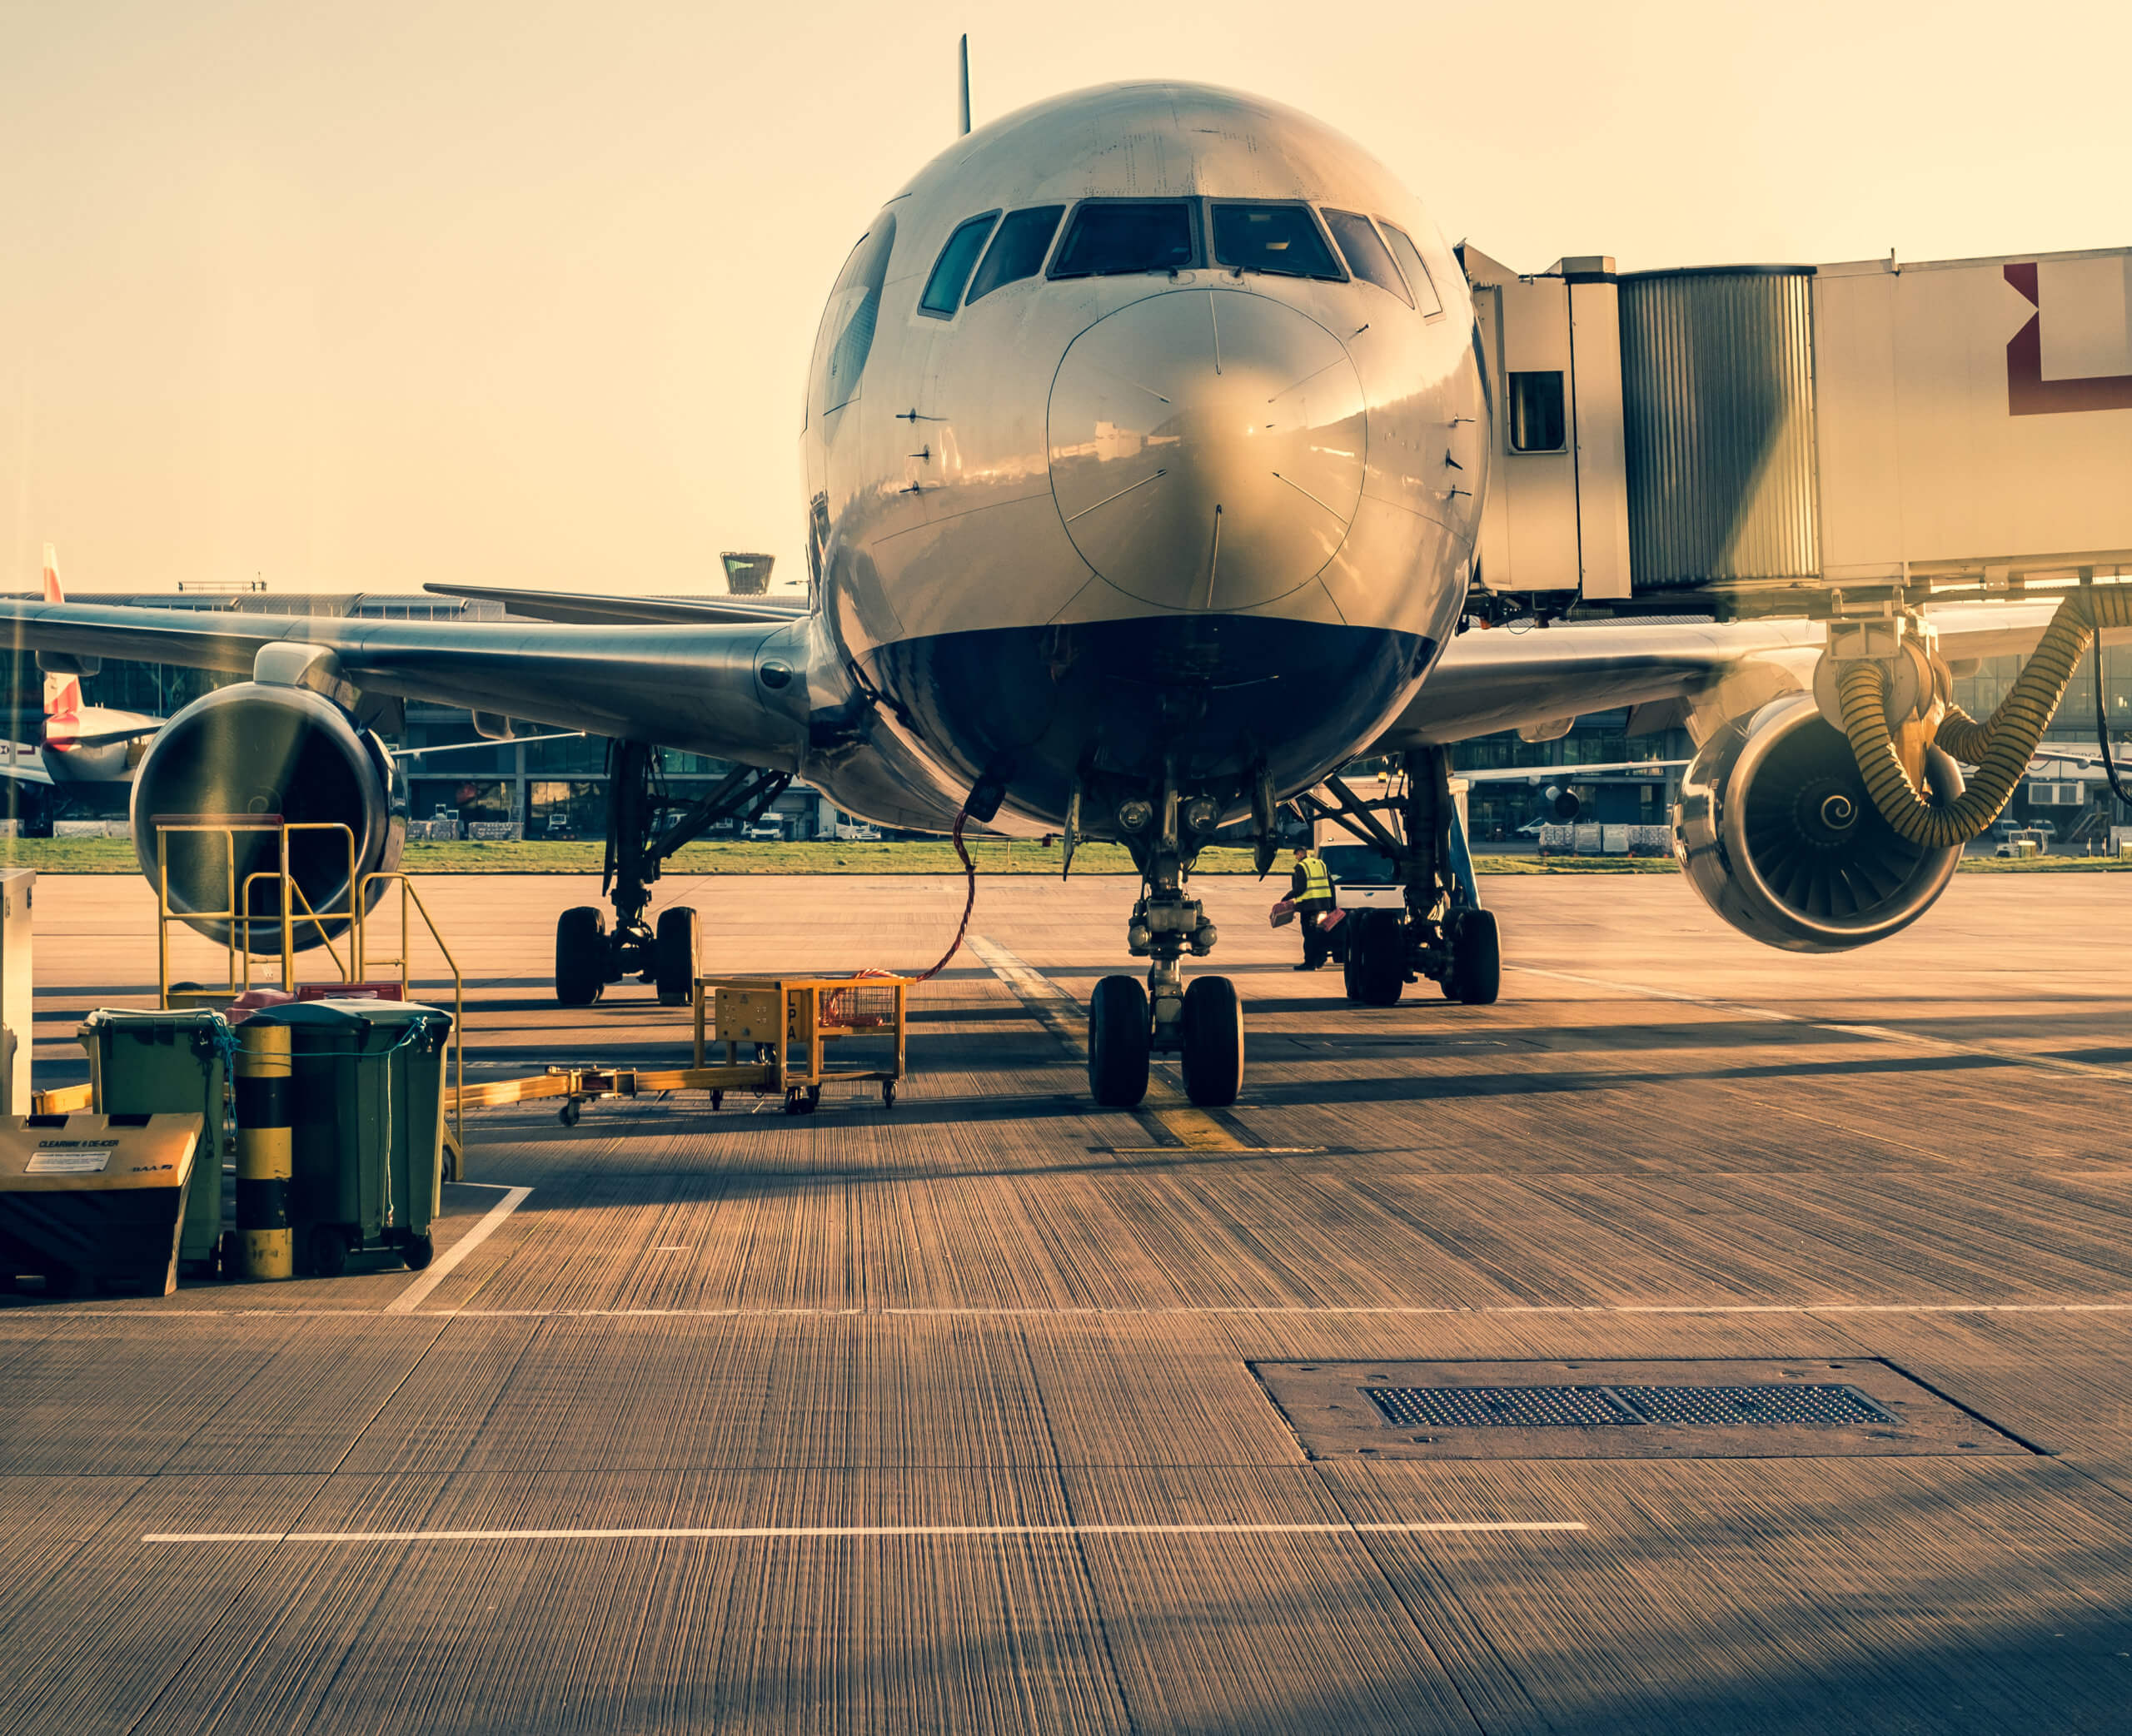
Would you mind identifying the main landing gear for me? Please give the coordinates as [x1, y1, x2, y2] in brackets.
[1307, 746, 1502, 1011]
[1084, 769, 1245, 1110]
[554, 740, 791, 1007]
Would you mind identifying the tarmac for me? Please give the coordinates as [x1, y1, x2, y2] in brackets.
[5, 868, 2132, 1734]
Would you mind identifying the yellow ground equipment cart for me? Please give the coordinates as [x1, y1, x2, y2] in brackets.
[459, 973, 911, 1126]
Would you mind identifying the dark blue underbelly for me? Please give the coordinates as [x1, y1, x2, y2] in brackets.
[867, 614, 1432, 831]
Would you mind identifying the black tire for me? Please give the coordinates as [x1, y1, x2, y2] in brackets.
[1180, 976, 1244, 1108]
[555, 906, 607, 1006]
[654, 907, 699, 1006]
[558, 1098, 581, 1127]
[1445, 908, 1502, 1005]
[402, 1233, 434, 1272]
[308, 1225, 348, 1279]
[1087, 975, 1150, 1107]
[1352, 911, 1405, 1007]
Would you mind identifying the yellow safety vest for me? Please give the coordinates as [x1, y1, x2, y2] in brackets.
[1298, 854, 1332, 903]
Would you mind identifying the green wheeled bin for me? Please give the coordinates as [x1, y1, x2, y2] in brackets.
[78, 1009, 234, 1279]
[241, 999, 454, 1277]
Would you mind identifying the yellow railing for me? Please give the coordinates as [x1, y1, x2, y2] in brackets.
[356, 871, 466, 1176]
[156, 819, 357, 1007]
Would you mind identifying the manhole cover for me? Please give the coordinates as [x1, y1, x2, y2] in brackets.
[1253, 1360, 2033, 1460]
[1366, 1386, 1641, 1429]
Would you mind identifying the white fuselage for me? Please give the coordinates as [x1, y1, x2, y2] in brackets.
[789, 82, 1487, 838]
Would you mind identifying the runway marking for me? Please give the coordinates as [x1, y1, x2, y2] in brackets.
[142, 1520, 1587, 1546]
[971, 934, 1258, 1152]
[1508, 964, 2132, 1087]
[386, 1186, 532, 1314]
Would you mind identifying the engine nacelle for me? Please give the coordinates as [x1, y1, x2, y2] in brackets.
[131, 683, 406, 953]
[1674, 692, 1961, 953]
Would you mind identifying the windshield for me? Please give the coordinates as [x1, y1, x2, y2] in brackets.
[1323, 209, 1411, 306]
[967, 206, 1064, 302]
[1211, 202, 1342, 280]
[919, 212, 999, 316]
[1051, 201, 1199, 277]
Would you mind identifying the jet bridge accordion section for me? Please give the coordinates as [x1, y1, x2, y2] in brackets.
[1465, 243, 2132, 600]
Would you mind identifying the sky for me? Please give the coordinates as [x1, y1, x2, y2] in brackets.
[2, 0, 2127, 598]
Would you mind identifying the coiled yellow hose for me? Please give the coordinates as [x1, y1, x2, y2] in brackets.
[1836, 586, 2132, 848]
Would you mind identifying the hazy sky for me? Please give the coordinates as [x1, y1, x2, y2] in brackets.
[3, 0, 2126, 597]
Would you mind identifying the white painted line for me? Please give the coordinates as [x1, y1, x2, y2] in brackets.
[143, 1520, 1586, 1546]
[1508, 963, 2132, 1087]
[36, 1298, 2132, 1322]
[385, 1186, 532, 1315]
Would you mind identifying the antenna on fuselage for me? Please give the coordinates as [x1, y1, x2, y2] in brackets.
[957, 34, 971, 136]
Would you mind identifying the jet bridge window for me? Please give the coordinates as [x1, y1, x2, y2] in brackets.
[919, 211, 1000, 317]
[1323, 209, 1412, 306]
[1050, 201, 1200, 277]
[1508, 371, 1567, 452]
[1210, 202, 1342, 280]
[1377, 221, 1444, 317]
[966, 205, 1064, 303]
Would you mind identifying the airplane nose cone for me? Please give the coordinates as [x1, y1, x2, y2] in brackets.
[1048, 290, 1367, 611]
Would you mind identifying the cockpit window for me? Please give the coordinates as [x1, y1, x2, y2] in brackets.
[1210, 202, 1342, 280]
[1323, 210, 1412, 306]
[1050, 201, 1200, 278]
[919, 211, 999, 317]
[1377, 220, 1443, 317]
[814, 214, 899, 417]
[966, 205, 1064, 303]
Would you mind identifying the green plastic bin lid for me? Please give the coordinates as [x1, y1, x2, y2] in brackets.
[244, 999, 453, 1032]
[79, 1007, 232, 1038]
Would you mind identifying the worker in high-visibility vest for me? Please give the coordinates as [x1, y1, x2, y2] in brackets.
[1289, 844, 1336, 969]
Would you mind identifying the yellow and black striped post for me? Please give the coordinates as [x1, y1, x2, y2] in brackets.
[234, 1022, 293, 1280]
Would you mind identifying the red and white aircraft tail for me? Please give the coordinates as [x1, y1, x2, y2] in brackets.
[39, 547, 84, 747]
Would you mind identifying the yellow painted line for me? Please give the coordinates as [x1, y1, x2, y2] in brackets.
[145, 1520, 1587, 1546]
[970, 935, 1249, 1152]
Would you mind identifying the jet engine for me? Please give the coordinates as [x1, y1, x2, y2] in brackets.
[131, 683, 406, 952]
[1674, 692, 1961, 953]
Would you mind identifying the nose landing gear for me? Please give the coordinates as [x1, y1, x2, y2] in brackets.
[1086, 772, 1244, 1109]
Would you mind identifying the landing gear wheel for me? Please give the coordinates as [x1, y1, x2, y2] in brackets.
[1444, 908, 1502, 1005]
[1349, 911, 1405, 1007]
[654, 907, 699, 1006]
[555, 906, 607, 1006]
[401, 1232, 434, 1272]
[1088, 975, 1150, 1107]
[1179, 976, 1244, 1108]
[308, 1225, 349, 1279]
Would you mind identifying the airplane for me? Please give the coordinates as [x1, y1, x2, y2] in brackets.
[1, 547, 167, 788]
[0, 79, 2114, 1110]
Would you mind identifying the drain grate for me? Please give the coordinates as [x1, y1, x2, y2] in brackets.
[1614, 1385, 1899, 1428]
[1363, 1382, 1899, 1430]
[1366, 1386, 1642, 1429]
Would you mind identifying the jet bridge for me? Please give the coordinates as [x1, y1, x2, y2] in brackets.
[1464, 242, 2132, 613]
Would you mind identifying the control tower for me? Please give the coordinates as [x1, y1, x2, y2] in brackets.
[720, 552, 775, 595]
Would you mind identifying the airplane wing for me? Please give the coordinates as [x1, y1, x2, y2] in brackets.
[0, 747, 52, 786]
[422, 583, 810, 627]
[0, 599, 810, 768]
[1375, 604, 2062, 749]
